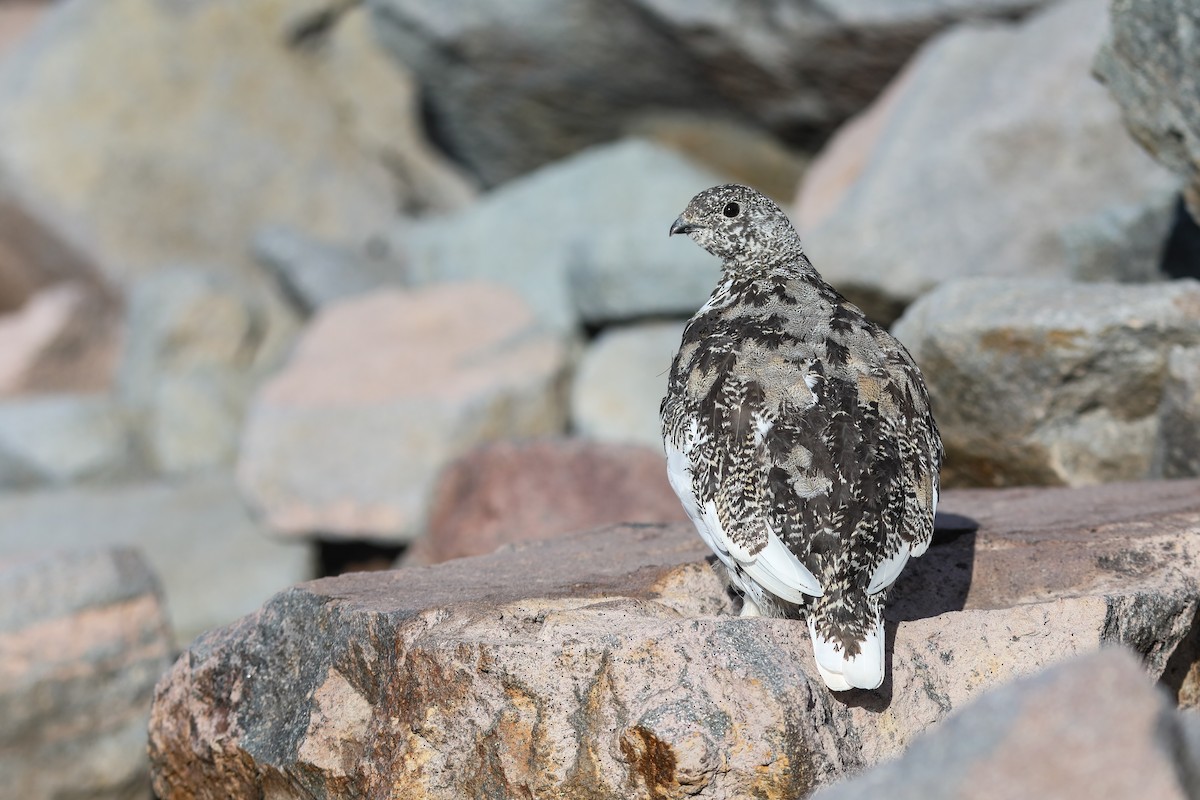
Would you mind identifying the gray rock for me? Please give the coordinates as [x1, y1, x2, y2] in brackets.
[891, 278, 1200, 487]
[236, 284, 570, 542]
[797, 0, 1180, 323]
[1152, 346, 1200, 479]
[0, 474, 312, 643]
[148, 478, 1200, 798]
[252, 225, 405, 315]
[570, 321, 684, 448]
[368, 0, 1047, 186]
[0, 393, 138, 488]
[394, 139, 725, 331]
[0, 547, 174, 800]
[1094, 0, 1200, 223]
[118, 267, 296, 475]
[812, 649, 1196, 800]
[0, 0, 474, 285]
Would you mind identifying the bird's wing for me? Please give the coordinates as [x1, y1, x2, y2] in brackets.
[681, 368, 823, 600]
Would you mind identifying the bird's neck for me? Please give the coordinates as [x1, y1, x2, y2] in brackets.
[722, 245, 819, 282]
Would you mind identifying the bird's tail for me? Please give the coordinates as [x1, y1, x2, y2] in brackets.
[806, 614, 885, 692]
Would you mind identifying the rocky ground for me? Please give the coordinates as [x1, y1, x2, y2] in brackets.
[0, 0, 1198, 798]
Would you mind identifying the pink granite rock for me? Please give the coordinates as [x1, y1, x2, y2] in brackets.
[2, 548, 175, 800]
[237, 283, 569, 541]
[405, 438, 687, 565]
[0, 282, 119, 396]
[149, 479, 1200, 799]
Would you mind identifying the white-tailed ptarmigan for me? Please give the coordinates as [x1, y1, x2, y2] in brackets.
[661, 184, 942, 692]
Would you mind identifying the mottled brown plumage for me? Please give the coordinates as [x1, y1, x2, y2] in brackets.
[661, 184, 942, 691]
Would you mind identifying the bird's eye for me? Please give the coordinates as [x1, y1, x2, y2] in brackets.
[722, 201, 740, 218]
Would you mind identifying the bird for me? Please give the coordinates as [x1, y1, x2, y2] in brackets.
[660, 184, 942, 691]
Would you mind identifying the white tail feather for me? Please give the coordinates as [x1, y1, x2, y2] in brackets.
[807, 617, 885, 691]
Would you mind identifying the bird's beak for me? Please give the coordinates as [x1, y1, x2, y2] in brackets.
[669, 217, 697, 237]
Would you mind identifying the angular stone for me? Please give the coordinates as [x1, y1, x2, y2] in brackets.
[0, 0, 473, 285]
[0, 393, 138, 488]
[891, 278, 1200, 487]
[404, 438, 687, 566]
[812, 649, 1195, 800]
[237, 283, 570, 541]
[797, 0, 1180, 323]
[1152, 346, 1200, 479]
[0, 474, 312, 643]
[0, 282, 120, 396]
[394, 138, 725, 331]
[368, 0, 1047, 186]
[118, 267, 296, 475]
[252, 225, 405, 315]
[1094, 0, 1200, 223]
[148, 478, 1200, 798]
[570, 321, 684, 449]
[1, 547, 174, 800]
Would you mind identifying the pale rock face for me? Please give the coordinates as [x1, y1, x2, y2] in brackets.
[0, 548, 174, 800]
[892, 278, 1200, 487]
[570, 321, 685, 449]
[237, 283, 571, 541]
[797, 0, 1181, 324]
[1095, 0, 1200, 223]
[149, 479, 1200, 798]
[0, 473, 313, 644]
[0, 0, 474, 285]
[392, 139, 726, 332]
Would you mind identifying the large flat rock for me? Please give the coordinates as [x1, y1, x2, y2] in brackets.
[149, 479, 1200, 798]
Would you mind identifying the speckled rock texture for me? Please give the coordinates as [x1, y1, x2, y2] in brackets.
[1095, 0, 1200, 223]
[813, 648, 1200, 800]
[892, 278, 1200, 487]
[149, 479, 1200, 799]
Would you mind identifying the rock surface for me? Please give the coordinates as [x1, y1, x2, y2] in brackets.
[570, 321, 684, 449]
[394, 138, 725, 331]
[368, 0, 1046, 186]
[813, 648, 1200, 800]
[1, 547, 174, 800]
[797, 0, 1180, 323]
[118, 267, 295, 475]
[149, 478, 1200, 798]
[253, 225, 404, 315]
[237, 283, 570, 541]
[0, 0, 473, 284]
[1095, 0, 1200, 223]
[0, 473, 312, 643]
[892, 278, 1200, 487]
[0, 394, 137, 488]
[0, 282, 119, 396]
[404, 438, 687, 566]
[1153, 346, 1200, 479]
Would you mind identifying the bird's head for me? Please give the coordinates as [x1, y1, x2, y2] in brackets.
[669, 184, 804, 266]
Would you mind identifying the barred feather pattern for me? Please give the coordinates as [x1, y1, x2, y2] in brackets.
[661, 184, 942, 691]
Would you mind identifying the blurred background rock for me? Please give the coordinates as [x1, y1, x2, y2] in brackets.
[0, 0, 1197, 798]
